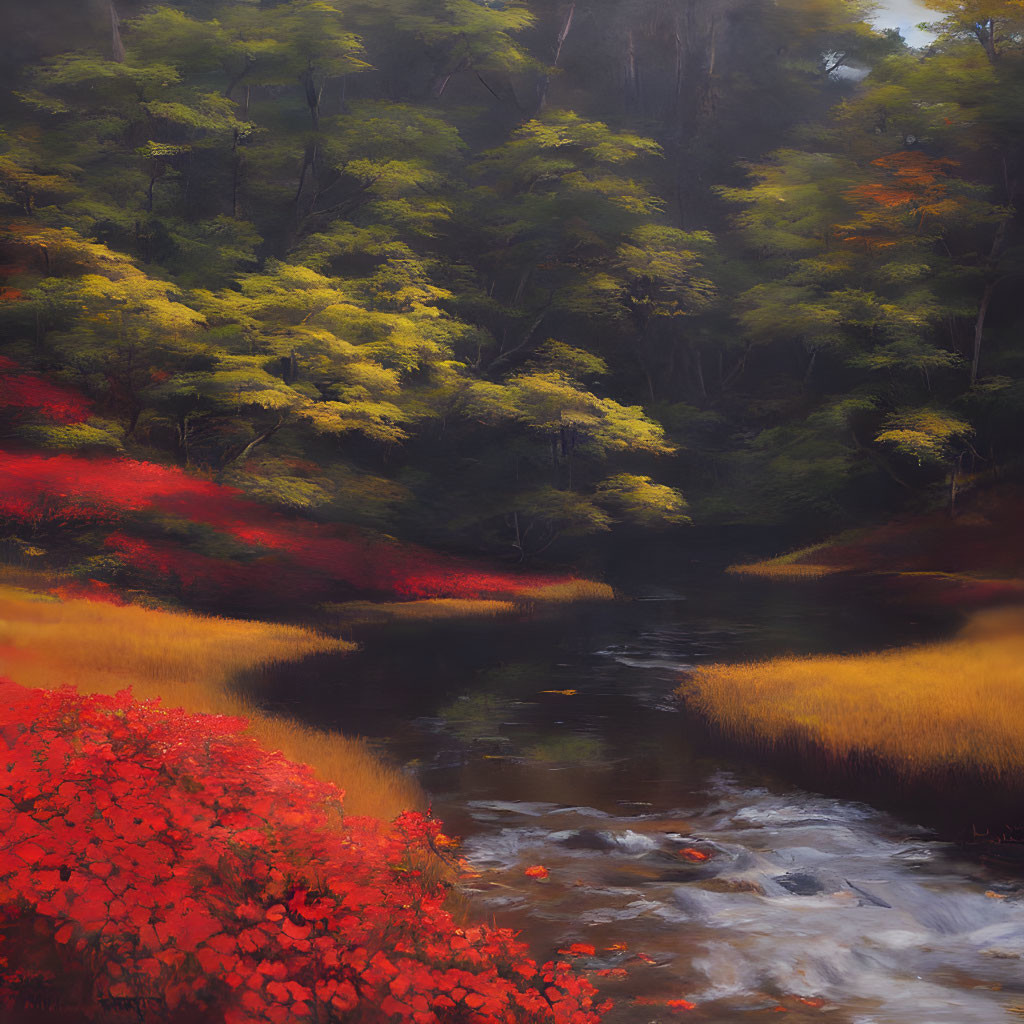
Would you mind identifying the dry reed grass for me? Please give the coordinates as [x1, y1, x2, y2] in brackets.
[0, 585, 424, 820]
[678, 606, 1024, 781]
[726, 532, 868, 579]
[323, 582, 614, 619]
[726, 561, 845, 579]
[516, 579, 615, 601]
[324, 598, 518, 624]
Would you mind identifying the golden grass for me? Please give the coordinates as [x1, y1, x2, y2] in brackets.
[324, 598, 518, 624]
[726, 531, 870, 579]
[516, 579, 615, 602]
[726, 561, 846, 579]
[0, 585, 424, 820]
[893, 570, 1024, 590]
[678, 606, 1024, 781]
[323, 581, 614, 621]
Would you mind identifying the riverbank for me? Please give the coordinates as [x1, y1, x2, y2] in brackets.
[321, 581, 614, 627]
[0, 679, 609, 1023]
[0, 449, 614, 614]
[727, 486, 1024, 604]
[0, 580, 426, 820]
[677, 606, 1024, 827]
[0, 565, 615, 820]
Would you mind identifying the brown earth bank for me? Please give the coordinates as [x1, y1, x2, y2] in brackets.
[727, 483, 1024, 609]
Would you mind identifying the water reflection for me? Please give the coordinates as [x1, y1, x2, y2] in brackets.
[243, 568, 1022, 1022]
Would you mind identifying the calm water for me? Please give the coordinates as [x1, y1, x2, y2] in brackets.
[243, 557, 1024, 1023]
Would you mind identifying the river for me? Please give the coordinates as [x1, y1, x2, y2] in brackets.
[243, 551, 1024, 1023]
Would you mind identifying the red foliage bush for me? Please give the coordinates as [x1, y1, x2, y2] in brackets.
[0, 357, 92, 425]
[102, 533, 332, 608]
[0, 450, 576, 602]
[0, 451, 228, 527]
[0, 680, 611, 1023]
[47, 579, 128, 606]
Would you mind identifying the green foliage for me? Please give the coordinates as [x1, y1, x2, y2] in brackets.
[875, 408, 972, 465]
[594, 474, 690, 527]
[3, 0, 1022, 557]
[513, 487, 613, 536]
[17, 420, 126, 452]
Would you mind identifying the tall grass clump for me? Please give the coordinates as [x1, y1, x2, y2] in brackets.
[678, 606, 1024, 783]
[0, 584, 423, 819]
[516, 579, 615, 602]
[726, 537, 864, 578]
[322, 583, 615, 624]
[324, 598, 519, 624]
[726, 560, 844, 579]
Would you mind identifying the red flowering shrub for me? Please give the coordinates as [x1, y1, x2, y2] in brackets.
[47, 579, 127, 606]
[0, 680, 610, 1023]
[0, 451, 228, 527]
[0, 357, 92, 425]
[0, 450, 579, 602]
[102, 533, 333, 608]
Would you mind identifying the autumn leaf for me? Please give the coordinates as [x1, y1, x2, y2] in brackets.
[677, 848, 711, 862]
[557, 943, 596, 957]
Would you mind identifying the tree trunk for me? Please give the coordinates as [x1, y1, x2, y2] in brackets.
[512, 510, 524, 561]
[949, 452, 963, 517]
[231, 130, 241, 218]
[692, 342, 707, 400]
[625, 29, 641, 108]
[109, 1, 125, 63]
[177, 415, 193, 466]
[971, 280, 995, 384]
[971, 216, 1009, 384]
[803, 348, 817, 387]
[673, 13, 685, 108]
[294, 68, 322, 212]
[537, 1, 575, 112]
[974, 18, 998, 63]
[226, 416, 285, 467]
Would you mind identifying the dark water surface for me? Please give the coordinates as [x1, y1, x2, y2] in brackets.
[243, 557, 1024, 1023]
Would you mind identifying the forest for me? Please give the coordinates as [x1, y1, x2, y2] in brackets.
[3, 2, 1024, 1023]
[2, 0, 1021, 578]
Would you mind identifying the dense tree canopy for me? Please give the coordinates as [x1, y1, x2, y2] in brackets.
[2, 0, 1022, 560]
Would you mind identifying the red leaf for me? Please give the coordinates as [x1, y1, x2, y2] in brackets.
[558, 943, 596, 957]
[677, 848, 710, 862]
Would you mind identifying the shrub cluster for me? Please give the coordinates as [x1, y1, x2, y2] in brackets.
[0, 448, 575, 606]
[0, 356, 92, 425]
[0, 680, 610, 1023]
